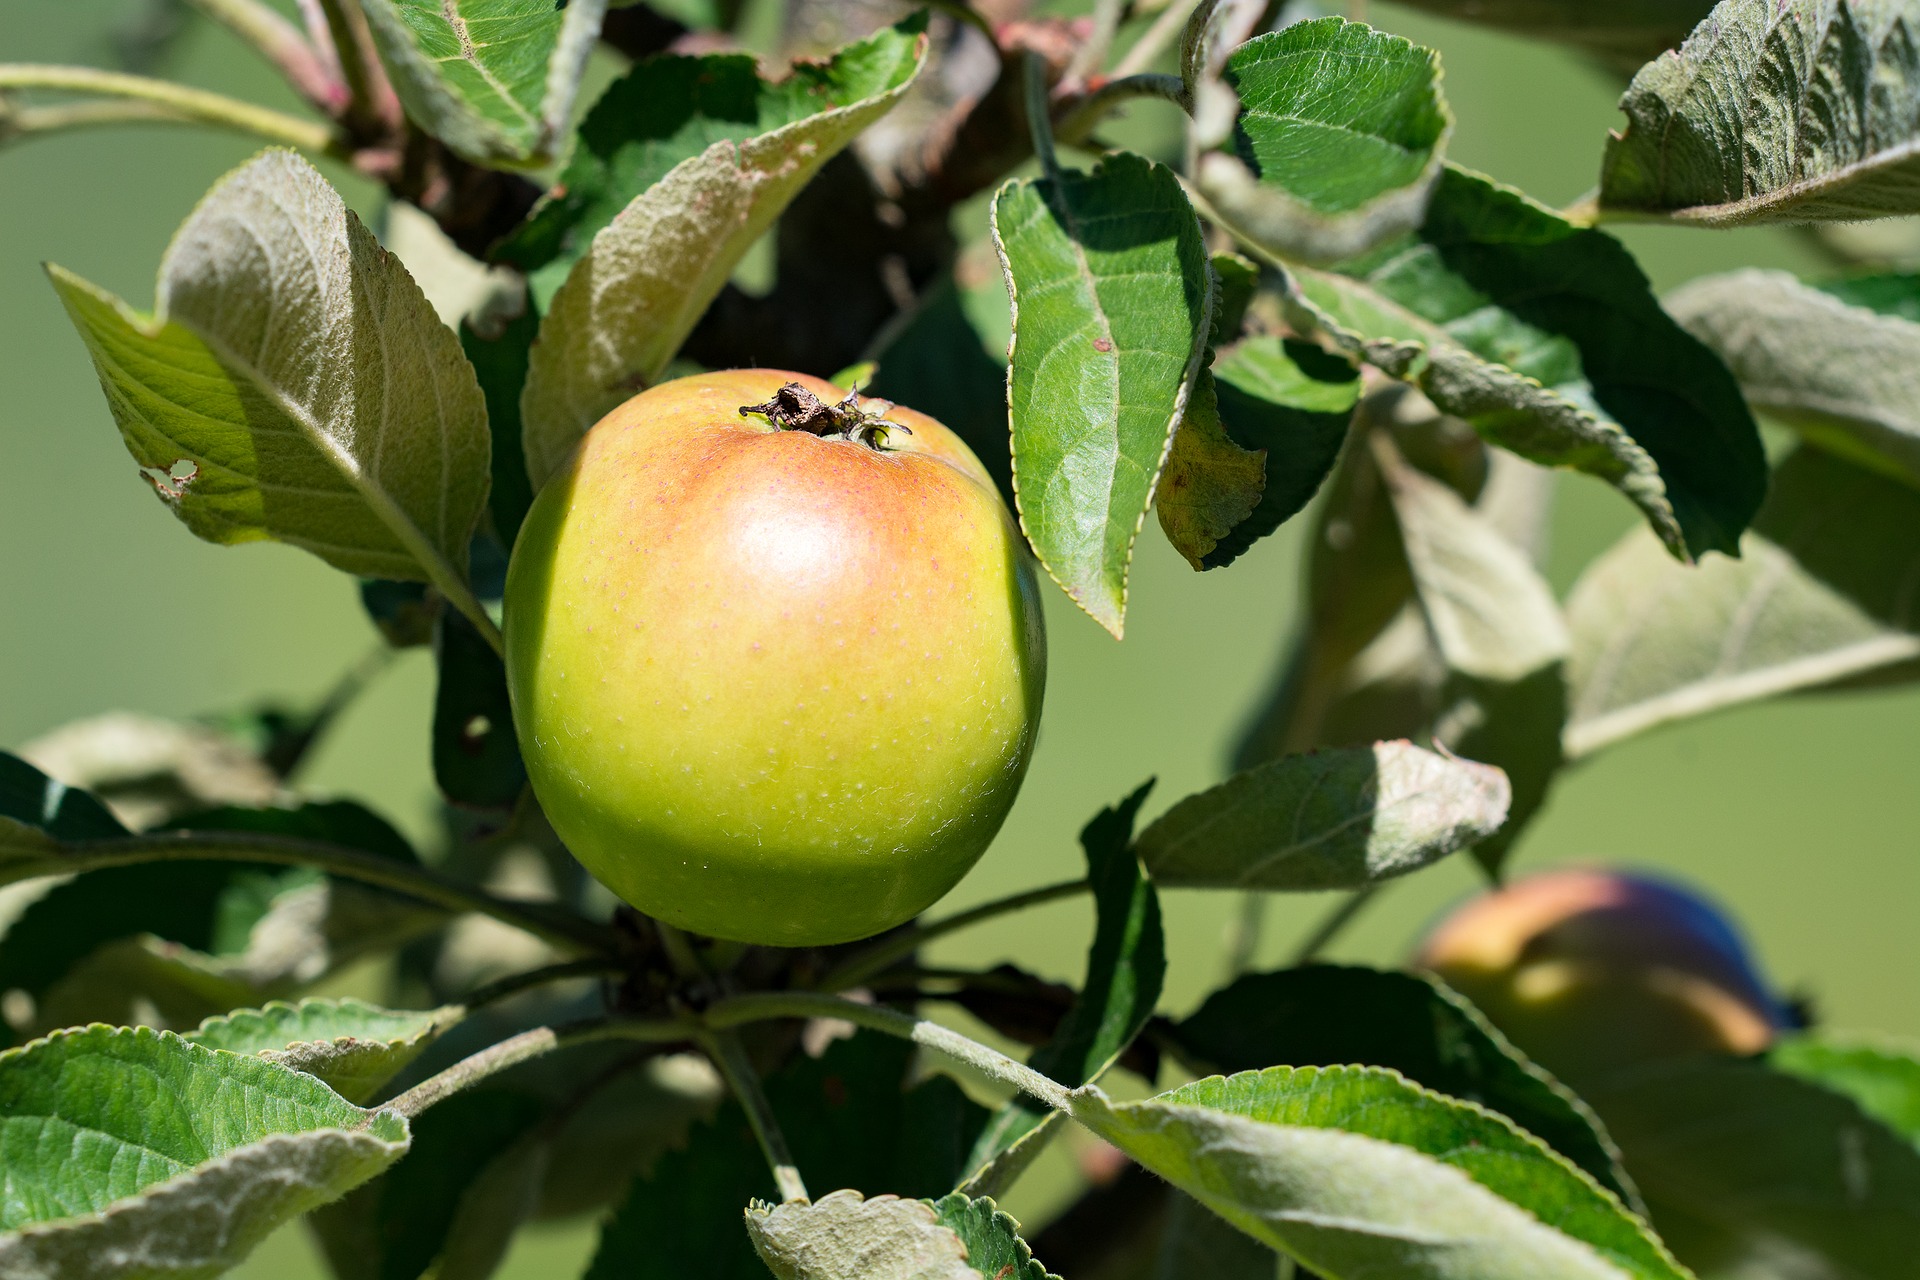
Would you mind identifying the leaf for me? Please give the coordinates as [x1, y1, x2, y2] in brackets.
[746, 1190, 975, 1280]
[960, 783, 1164, 1195]
[1152, 1190, 1279, 1279]
[433, 608, 525, 809]
[1285, 166, 1765, 560]
[1071, 1064, 1691, 1280]
[184, 998, 461, 1104]
[47, 149, 491, 592]
[1772, 1034, 1920, 1146]
[0, 1025, 409, 1279]
[1196, 17, 1453, 266]
[1155, 368, 1268, 569]
[1586, 1057, 1920, 1278]
[1169, 964, 1638, 1206]
[1565, 446, 1920, 757]
[1600, 0, 1920, 224]
[930, 1193, 1060, 1280]
[460, 287, 539, 544]
[1667, 268, 1920, 491]
[0, 749, 127, 843]
[518, 16, 929, 488]
[357, 0, 608, 167]
[19, 711, 280, 831]
[1384, 0, 1715, 71]
[994, 150, 1215, 636]
[1373, 433, 1569, 868]
[1134, 740, 1510, 890]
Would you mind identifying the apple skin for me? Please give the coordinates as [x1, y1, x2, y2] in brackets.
[1416, 869, 1793, 1082]
[503, 369, 1046, 947]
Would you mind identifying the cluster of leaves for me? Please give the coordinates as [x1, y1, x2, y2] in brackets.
[4, 0, 1920, 1277]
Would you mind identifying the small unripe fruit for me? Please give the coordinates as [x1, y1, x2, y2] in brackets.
[503, 371, 1046, 947]
[1416, 869, 1792, 1081]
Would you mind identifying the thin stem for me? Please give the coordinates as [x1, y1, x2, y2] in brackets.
[655, 921, 709, 981]
[463, 957, 624, 1010]
[1023, 50, 1063, 186]
[705, 991, 1072, 1113]
[704, 1029, 809, 1202]
[921, 0, 997, 42]
[1112, 0, 1203, 77]
[315, 0, 399, 133]
[28, 830, 617, 954]
[1064, 0, 1128, 88]
[0, 65, 338, 153]
[385, 1016, 686, 1118]
[819, 878, 1088, 993]
[270, 641, 395, 780]
[186, 0, 345, 113]
[1287, 886, 1380, 967]
[437, 583, 506, 660]
[1056, 72, 1187, 142]
[0, 99, 196, 138]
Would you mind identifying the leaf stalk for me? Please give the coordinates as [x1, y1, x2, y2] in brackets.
[703, 1028, 811, 1202]
[186, 0, 347, 113]
[0, 65, 340, 153]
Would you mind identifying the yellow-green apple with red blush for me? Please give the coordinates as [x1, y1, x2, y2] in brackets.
[503, 370, 1046, 947]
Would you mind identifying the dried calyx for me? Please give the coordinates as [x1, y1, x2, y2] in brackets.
[740, 382, 912, 449]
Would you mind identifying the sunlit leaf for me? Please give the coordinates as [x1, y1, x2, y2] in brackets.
[185, 998, 461, 1104]
[930, 1193, 1059, 1280]
[994, 151, 1214, 636]
[746, 1190, 974, 1280]
[1601, 0, 1920, 224]
[1134, 740, 1509, 890]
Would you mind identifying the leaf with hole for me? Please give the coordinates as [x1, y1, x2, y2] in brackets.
[0, 1025, 409, 1279]
[1134, 740, 1509, 890]
[357, 0, 609, 167]
[184, 998, 461, 1104]
[994, 150, 1214, 636]
[1668, 269, 1920, 491]
[961, 783, 1163, 1196]
[518, 16, 929, 488]
[1600, 0, 1920, 224]
[1197, 17, 1453, 266]
[46, 150, 492, 606]
[1285, 165, 1764, 560]
[1170, 964, 1637, 1205]
[1069, 1064, 1691, 1280]
[1565, 446, 1920, 758]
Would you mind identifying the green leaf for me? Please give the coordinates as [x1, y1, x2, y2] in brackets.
[1667, 268, 1920, 491]
[930, 1193, 1059, 1280]
[1196, 18, 1453, 266]
[747, 1190, 975, 1280]
[1565, 446, 1920, 757]
[1773, 1034, 1920, 1146]
[47, 150, 492, 594]
[1071, 1065, 1690, 1280]
[1285, 166, 1765, 560]
[1169, 964, 1638, 1206]
[184, 998, 460, 1104]
[1586, 1057, 1920, 1278]
[994, 150, 1215, 636]
[960, 784, 1164, 1195]
[0, 749, 128, 842]
[358, 0, 608, 167]
[1158, 336, 1359, 570]
[1154, 367, 1268, 569]
[432, 609, 525, 809]
[1386, 0, 1715, 70]
[460, 289, 539, 544]
[1600, 0, 1920, 224]
[1133, 740, 1510, 890]
[518, 16, 929, 488]
[0, 1025, 409, 1278]
[1373, 433, 1569, 869]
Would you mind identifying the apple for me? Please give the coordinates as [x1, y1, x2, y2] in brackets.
[503, 370, 1046, 946]
[1416, 869, 1793, 1082]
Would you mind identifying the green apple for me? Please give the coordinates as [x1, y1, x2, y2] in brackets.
[1416, 869, 1792, 1082]
[503, 370, 1046, 946]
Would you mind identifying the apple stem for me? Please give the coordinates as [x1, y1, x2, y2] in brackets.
[704, 1028, 812, 1203]
[739, 382, 913, 450]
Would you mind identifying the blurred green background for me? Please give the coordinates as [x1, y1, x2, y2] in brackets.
[3, 2, 1916, 1274]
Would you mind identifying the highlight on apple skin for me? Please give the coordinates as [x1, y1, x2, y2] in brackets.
[1416, 868, 1797, 1082]
[503, 369, 1047, 947]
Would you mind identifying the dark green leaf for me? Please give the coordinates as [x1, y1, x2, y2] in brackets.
[461, 289, 539, 544]
[0, 1025, 409, 1278]
[1565, 446, 1920, 757]
[961, 783, 1164, 1194]
[1197, 18, 1452, 265]
[1667, 268, 1920, 491]
[0, 750, 127, 841]
[1772, 1034, 1920, 1147]
[1588, 1056, 1920, 1278]
[1135, 740, 1510, 890]
[1601, 0, 1920, 223]
[931, 1193, 1059, 1280]
[1170, 964, 1637, 1205]
[433, 608, 525, 809]
[1286, 166, 1765, 560]
[359, 579, 438, 649]
[1152, 1190, 1279, 1279]
[994, 151, 1213, 636]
